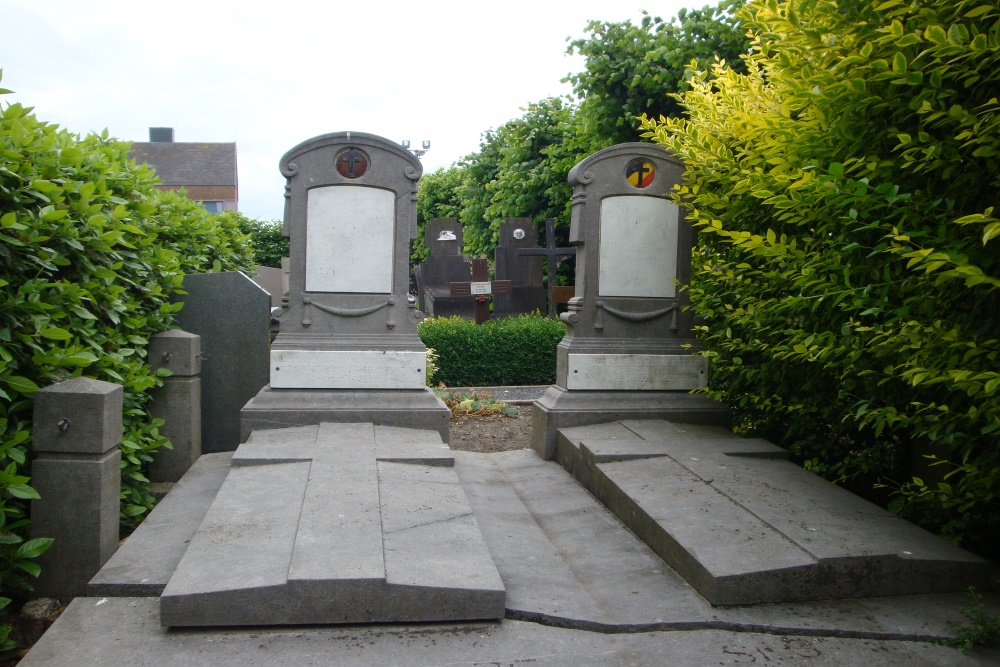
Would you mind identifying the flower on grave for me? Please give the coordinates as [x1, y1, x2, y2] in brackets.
[476, 295, 488, 303]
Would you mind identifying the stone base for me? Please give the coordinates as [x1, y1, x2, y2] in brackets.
[240, 386, 450, 444]
[531, 385, 731, 460]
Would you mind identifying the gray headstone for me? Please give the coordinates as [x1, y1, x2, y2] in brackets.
[413, 218, 474, 317]
[493, 218, 546, 317]
[250, 266, 285, 308]
[241, 132, 448, 440]
[533, 143, 730, 458]
[173, 272, 270, 453]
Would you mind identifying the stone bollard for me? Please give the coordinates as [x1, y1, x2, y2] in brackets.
[30, 377, 123, 597]
[147, 330, 202, 483]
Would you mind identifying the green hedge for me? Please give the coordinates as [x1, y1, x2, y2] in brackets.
[418, 315, 565, 387]
[642, 0, 1000, 553]
[0, 78, 254, 598]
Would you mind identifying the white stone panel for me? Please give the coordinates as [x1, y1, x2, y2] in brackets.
[598, 196, 679, 298]
[270, 350, 426, 389]
[306, 186, 395, 293]
[565, 353, 707, 391]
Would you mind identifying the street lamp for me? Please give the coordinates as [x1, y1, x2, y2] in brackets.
[401, 139, 431, 159]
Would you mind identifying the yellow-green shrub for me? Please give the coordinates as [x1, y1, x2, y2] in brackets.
[643, 0, 999, 553]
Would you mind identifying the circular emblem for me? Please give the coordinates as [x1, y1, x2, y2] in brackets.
[513, 228, 525, 240]
[625, 158, 655, 189]
[335, 147, 369, 179]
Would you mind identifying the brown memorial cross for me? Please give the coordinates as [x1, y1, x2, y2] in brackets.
[450, 258, 512, 325]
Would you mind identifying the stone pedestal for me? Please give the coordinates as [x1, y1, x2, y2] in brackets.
[31, 377, 123, 597]
[532, 144, 730, 459]
[148, 330, 202, 482]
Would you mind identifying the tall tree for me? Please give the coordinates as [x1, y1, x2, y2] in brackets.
[417, 1, 754, 260]
[566, 1, 750, 144]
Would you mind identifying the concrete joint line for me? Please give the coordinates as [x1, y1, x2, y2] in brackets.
[382, 511, 475, 536]
[492, 459, 613, 610]
[377, 458, 453, 467]
[504, 609, 951, 644]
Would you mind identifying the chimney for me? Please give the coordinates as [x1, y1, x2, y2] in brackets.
[149, 127, 175, 142]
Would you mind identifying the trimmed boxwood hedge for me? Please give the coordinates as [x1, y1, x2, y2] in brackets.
[418, 314, 565, 387]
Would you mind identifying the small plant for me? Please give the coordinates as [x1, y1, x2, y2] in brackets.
[0, 597, 15, 658]
[425, 348, 440, 387]
[938, 588, 1000, 652]
[433, 387, 520, 418]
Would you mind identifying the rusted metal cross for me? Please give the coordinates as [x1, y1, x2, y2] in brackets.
[516, 218, 576, 316]
[450, 258, 512, 325]
[341, 149, 363, 177]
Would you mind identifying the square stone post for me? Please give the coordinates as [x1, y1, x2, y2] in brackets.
[147, 330, 202, 482]
[31, 377, 123, 597]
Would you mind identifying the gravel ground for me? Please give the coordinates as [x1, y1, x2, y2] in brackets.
[448, 413, 533, 453]
[448, 386, 547, 405]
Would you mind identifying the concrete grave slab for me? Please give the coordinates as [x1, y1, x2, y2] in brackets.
[159, 423, 504, 626]
[556, 419, 990, 606]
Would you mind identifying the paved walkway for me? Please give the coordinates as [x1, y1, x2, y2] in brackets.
[25, 437, 1000, 665]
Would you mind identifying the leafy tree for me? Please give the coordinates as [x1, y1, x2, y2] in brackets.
[227, 212, 288, 268]
[0, 76, 253, 601]
[643, 0, 1000, 553]
[416, 98, 609, 262]
[457, 97, 605, 258]
[567, 1, 751, 144]
[419, 2, 751, 264]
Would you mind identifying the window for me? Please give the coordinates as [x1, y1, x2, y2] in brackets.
[201, 201, 224, 214]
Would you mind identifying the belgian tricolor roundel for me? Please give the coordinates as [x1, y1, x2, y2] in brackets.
[625, 158, 655, 188]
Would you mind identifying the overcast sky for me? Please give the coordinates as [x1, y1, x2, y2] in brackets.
[2, 0, 697, 221]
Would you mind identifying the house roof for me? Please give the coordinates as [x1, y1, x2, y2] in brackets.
[130, 142, 237, 187]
